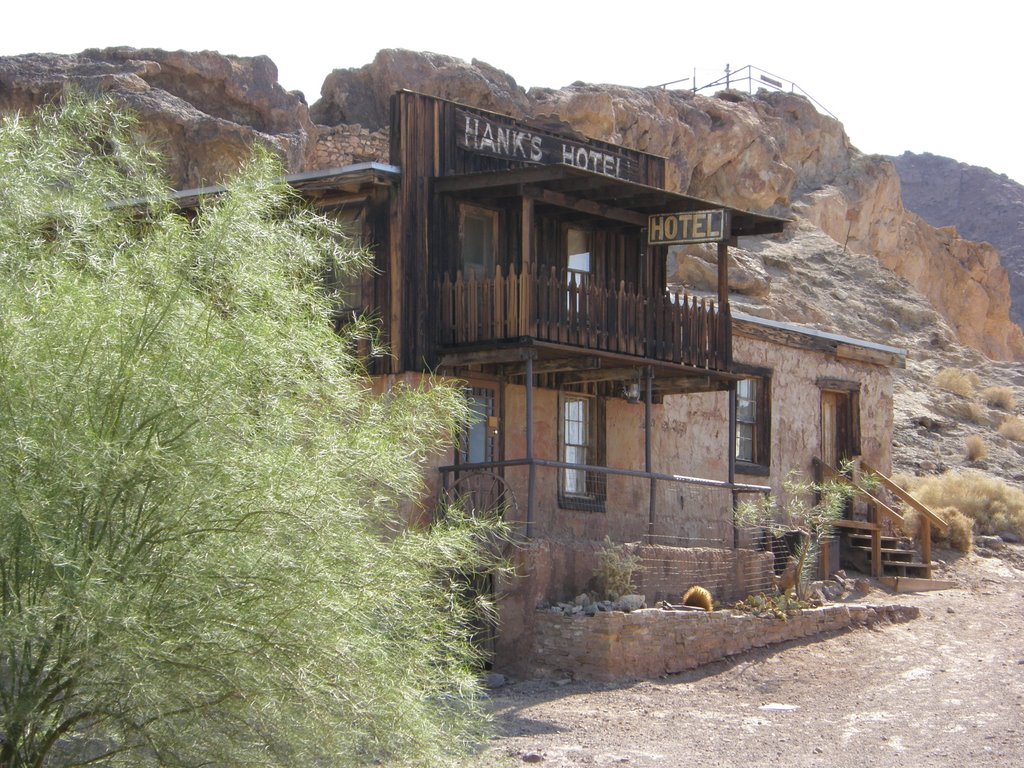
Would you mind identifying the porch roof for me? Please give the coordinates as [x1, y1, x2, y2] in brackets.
[433, 164, 787, 237]
[169, 162, 401, 208]
[437, 338, 739, 397]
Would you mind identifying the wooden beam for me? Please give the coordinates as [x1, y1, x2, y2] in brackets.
[562, 366, 641, 383]
[836, 342, 905, 369]
[434, 165, 573, 194]
[525, 186, 648, 226]
[501, 356, 600, 376]
[438, 348, 531, 368]
[652, 376, 726, 394]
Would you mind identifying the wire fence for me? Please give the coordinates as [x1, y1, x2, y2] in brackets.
[439, 461, 779, 603]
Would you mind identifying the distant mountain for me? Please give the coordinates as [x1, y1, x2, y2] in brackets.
[890, 152, 1024, 329]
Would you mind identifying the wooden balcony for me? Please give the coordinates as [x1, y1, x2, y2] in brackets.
[435, 264, 731, 370]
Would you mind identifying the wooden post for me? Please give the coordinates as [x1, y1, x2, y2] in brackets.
[525, 351, 536, 538]
[520, 197, 534, 337]
[645, 366, 655, 544]
[716, 240, 729, 312]
[871, 501, 882, 578]
[728, 379, 738, 549]
[920, 517, 932, 577]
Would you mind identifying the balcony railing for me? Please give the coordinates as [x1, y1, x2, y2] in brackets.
[436, 264, 730, 369]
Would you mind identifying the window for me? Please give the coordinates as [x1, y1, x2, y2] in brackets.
[566, 226, 591, 284]
[458, 386, 498, 465]
[325, 207, 365, 314]
[734, 374, 770, 474]
[459, 205, 497, 278]
[565, 226, 592, 313]
[559, 392, 605, 510]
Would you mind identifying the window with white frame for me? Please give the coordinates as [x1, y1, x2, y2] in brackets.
[559, 391, 605, 510]
[734, 374, 771, 473]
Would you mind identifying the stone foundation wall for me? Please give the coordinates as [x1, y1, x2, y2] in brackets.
[311, 124, 390, 169]
[494, 539, 774, 674]
[529, 603, 919, 681]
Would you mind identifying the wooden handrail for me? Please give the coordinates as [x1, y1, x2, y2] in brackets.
[435, 264, 730, 370]
[860, 460, 949, 535]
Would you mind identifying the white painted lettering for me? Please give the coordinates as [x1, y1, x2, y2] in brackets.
[513, 130, 527, 157]
[562, 144, 574, 164]
[664, 215, 678, 241]
[479, 123, 495, 152]
[496, 127, 510, 155]
[692, 213, 706, 239]
[530, 136, 543, 161]
[464, 116, 478, 149]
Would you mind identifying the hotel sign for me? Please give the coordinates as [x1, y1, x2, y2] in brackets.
[647, 209, 729, 245]
[456, 108, 641, 183]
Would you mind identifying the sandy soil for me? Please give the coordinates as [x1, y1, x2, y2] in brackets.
[482, 545, 1024, 767]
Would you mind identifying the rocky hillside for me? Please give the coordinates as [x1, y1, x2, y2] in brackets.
[2, 46, 1023, 483]
[890, 151, 1024, 329]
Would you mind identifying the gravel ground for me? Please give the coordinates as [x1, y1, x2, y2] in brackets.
[481, 545, 1024, 767]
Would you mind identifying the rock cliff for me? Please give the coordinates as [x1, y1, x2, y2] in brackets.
[0, 48, 315, 189]
[890, 152, 1024, 329]
[1, 47, 1021, 362]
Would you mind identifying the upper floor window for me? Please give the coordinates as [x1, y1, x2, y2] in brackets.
[459, 204, 497, 278]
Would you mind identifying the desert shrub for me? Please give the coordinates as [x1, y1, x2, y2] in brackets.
[900, 506, 972, 552]
[965, 434, 988, 460]
[899, 507, 922, 540]
[593, 536, 642, 600]
[998, 415, 1024, 442]
[903, 470, 1024, 538]
[981, 386, 1017, 410]
[951, 399, 988, 425]
[944, 508, 975, 552]
[934, 367, 979, 398]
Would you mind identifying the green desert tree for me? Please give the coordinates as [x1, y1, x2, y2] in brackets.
[0, 94, 503, 767]
[736, 468, 857, 600]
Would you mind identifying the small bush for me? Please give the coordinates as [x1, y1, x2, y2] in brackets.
[593, 536, 642, 600]
[899, 507, 922, 540]
[951, 400, 987, 425]
[981, 386, 1017, 410]
[901, 505, 972, 552]
[944, 507, 975, 552]
[934, 367, 980, 398]
[902, 470, 1024, 538]
[965, 434, 988, 461]
[998, 415, 1024, 442]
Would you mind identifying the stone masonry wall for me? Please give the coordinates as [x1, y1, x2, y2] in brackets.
[529, 603, 919, 681]
[311, 125, 390, 169]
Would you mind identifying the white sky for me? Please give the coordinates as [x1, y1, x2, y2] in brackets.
[5, 1, 1023, 184]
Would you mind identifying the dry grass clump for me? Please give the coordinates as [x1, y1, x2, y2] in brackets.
[997, 415, 1024, 442]
[981, 386, 1016, 410]
[901, 506, 973, 552]
[965, 434, 987, 461]
[933, 367, 980, 398]
[902, 469, 1024, 538]
[951, 400, 987, 425]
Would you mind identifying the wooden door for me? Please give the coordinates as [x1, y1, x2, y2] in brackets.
[821, 389, 859, 467]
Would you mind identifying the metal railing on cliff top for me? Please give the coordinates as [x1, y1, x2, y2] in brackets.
[651, 64, 836, 120]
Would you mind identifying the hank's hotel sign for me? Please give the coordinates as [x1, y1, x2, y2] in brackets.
[457, 108, 639, 182]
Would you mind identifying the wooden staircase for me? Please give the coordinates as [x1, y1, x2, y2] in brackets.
[817, 459, 955, 592]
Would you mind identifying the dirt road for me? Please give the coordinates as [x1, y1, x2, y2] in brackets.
[484, 546, 1024, 767]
